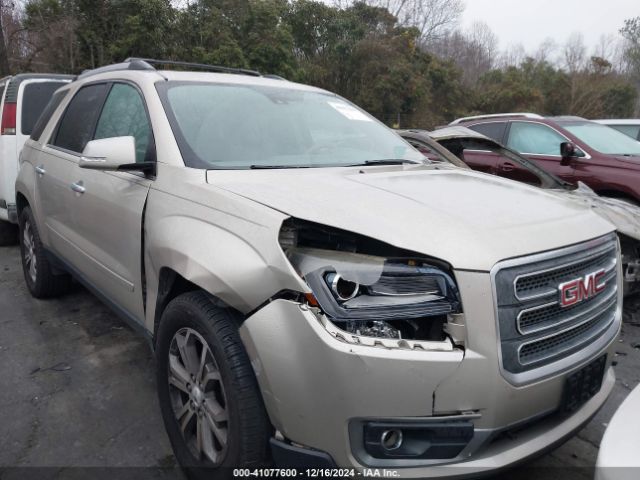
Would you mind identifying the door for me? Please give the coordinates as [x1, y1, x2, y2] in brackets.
[505, 121, 575, 182]
[39, 84, 109, 259]
[67, 82, 154, 321]
[459, 149, 501, 174]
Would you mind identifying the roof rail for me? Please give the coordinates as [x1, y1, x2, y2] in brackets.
[77, 58, 156, 79]
[77, 57, 263, 80]
[125, 57, 262, 77]
[450, 113, 544, 125]
[548, 115, 587, 122]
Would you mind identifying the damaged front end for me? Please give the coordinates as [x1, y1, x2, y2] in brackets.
[237, 217, 471, 468]
[279, 218, 466, 349]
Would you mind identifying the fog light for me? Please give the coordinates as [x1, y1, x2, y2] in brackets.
[381, 429, 403, 451]
[363, 420, 474, 460]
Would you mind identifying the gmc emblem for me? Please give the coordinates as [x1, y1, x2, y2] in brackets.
[558, 269, 606, 307]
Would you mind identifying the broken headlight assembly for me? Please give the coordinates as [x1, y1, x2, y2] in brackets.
[286, 247, 461, 342]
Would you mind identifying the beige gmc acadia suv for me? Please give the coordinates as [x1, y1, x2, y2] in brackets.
[15, 59, 622, 477]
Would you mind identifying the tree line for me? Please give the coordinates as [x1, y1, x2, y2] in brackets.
[0, 0, 639, 128]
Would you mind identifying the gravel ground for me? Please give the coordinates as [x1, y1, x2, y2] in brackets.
[0, 244, 638, 480]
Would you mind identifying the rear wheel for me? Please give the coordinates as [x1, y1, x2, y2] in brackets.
[156, 291, 271, 478]
[18, 206, 71, 298]
[0, 219, 18, 246]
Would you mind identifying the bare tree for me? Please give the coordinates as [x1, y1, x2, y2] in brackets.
[534, 38, 556, 64]
[499, 43, 525, 68]
[562, 32, 586, 73]
[0, 0, 16, 74]
[430, 21, 498, 86]
[357, 0, 464, 44]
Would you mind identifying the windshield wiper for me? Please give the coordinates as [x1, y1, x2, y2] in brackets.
[357, 159, 421, 166]
[249, 164, 313, 169]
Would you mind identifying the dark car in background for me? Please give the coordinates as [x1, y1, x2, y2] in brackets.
[450, 113, 640, 204]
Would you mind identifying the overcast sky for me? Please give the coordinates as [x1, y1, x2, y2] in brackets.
[461, 0, 636, 53]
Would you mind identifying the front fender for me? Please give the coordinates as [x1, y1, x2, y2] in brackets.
[144, 187, 307, 332]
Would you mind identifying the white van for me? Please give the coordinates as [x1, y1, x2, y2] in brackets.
[0, 73, 73, 244]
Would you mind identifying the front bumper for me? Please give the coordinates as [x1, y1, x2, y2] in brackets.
[239, 270, 619, 476]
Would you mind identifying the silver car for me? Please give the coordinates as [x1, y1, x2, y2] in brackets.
[15, 58, 622, 476]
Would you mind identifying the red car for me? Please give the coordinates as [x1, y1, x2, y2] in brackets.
[450, 113, 640, 203]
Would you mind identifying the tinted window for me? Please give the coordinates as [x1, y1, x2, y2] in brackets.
[507, 122, 566, 155]
[609, 125, 640, 141]
[94, 84, 152, 163]
[30, 89, 68, 141]
[53, 84, 109, 153]
[21, 82, 68, 135]
[468, 122, 507, 142]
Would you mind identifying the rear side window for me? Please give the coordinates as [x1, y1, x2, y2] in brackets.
[468, 122, 507, 143]
[30, 89, 68, 141]
[53, 84, 109, 153]
[21, 82, 68, 135]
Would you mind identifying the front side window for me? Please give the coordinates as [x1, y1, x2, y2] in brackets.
[156, 82, 423, 169]
[94, 83, 152, 163]
[507, 122, 567, 156]
[562, 122, 640, 155]
[53, 84, 109, 153]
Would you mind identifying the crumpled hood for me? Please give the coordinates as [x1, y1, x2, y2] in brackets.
[207, 165, 614, 271]
[549, 182, 640, 240]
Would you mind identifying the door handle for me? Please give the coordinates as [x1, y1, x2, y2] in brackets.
[35, 165, 46, 176]
[71, 181, 85, 194]
[501, 162, 515, 172]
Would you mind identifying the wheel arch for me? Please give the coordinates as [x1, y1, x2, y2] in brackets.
[15, 191, 30, 216]
[152, 267, 242, 346]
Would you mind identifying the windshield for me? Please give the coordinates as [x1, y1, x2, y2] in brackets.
[156, 81, 423, 169]
[561, 122, 640, 156]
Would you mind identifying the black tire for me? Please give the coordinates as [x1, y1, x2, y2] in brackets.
[0, 219, 18, 246]
[156, 291, 271, 478]
[18, 206, 71, 298]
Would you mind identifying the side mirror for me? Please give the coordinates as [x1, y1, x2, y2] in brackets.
[560, 142, 577, 166]
[80, 136, 154, 174]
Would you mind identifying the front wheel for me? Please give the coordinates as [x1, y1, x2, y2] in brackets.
[155, 291, 271, 477]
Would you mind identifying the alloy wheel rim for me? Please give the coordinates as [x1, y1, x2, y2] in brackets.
[168, 327, 229, 465]
[23, 221, 37, 284]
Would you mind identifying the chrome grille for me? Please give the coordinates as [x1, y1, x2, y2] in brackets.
[515, 244, 615, 300]
[519, 297, 616, 364]
[492, 234, 621, 384]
